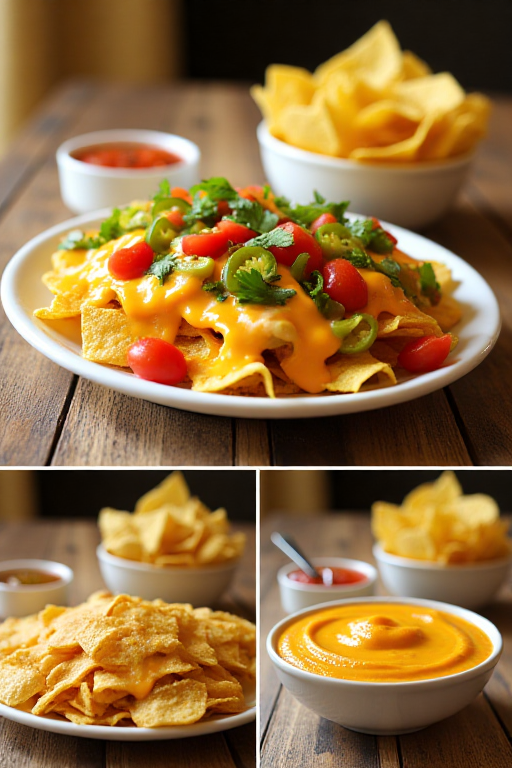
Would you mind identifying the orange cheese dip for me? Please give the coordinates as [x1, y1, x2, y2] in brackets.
[54, 232, 429, 394]
[278, 603, 493, 682]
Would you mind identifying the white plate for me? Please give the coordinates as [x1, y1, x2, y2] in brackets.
[1, 209, 500, 419]
[0, 682, 255, 741]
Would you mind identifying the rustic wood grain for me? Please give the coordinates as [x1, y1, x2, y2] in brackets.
[1, 82, 512, 465]
[0, 519, 255, 767]
[260, 511, 512, 768]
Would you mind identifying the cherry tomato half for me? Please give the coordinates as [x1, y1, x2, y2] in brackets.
[108, 241, 154, 281]
[166, 208, 186, 229]
[217, 219, 256, 244]
[170, 186, 193, 203]
[323, 259, 368, 312]
[181, 230, 229, 259]
[127, 337, 187, 385]
[371, 216, 398, 246]
[268, 222, 323, 275]
[310, 212, 338, 234]
[397, 334, 452, 373]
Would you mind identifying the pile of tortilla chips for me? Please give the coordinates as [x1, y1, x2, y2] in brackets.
[252, 20, 491, 161]
[99, 472, 246, 567]
[0, 591, 255, 727]
[372, 471, 511, 563]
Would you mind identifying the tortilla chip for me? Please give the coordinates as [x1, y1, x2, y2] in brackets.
[326, 351, 396, 392]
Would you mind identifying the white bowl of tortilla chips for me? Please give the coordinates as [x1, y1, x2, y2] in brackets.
[372, 471, 512, 608]
[253, 21, 490, 230]
[97, 472, 245, 605]
[258, 123, 474, 230]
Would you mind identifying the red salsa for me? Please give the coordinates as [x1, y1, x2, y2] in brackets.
[73, 143, 182, 169]
[287, 567, 367, 586]
[0, 569, 62, 587]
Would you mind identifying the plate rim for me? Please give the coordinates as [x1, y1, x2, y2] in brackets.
[1, 209, 501, 420]
[0, 697, 256, 741]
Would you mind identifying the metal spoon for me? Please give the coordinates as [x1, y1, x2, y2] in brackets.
[271, 531, 323, 581]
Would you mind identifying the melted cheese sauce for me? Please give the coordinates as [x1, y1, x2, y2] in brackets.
[51, 231, 437, 393]
[278, 603, 493, 682]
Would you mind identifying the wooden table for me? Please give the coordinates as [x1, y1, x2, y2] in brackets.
[0, 81, 511, 466]
[0, 519, 256, 768]
[261, 512, 512, 768]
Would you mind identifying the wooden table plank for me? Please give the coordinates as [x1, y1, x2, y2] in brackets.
[260, 511, 512, 768]
[0, 518, 255, 767]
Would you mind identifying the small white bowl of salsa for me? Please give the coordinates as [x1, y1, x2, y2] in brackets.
[277, 557, 376, 613]
[0, 559, 73, 618]
[56, 129, 201, 214]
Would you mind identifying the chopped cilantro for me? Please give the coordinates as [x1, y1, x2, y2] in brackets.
[347, 219, 394, 254]
[233, 268, 296, 306]
[342, 248, 373, 269]
[418, 262, 441, 304]
[226, 197, 278, 233]
[151, 179, 171, 204]
[300, 270, 341, 318]
[203, 280, 229, 301]
[58, 230, 103, 251]
[189, 177, 238, 201]
[59, 208, 134, 251]
[146, 254, 176, 285]
[274, 192, 349, 227]
[245, 229, 294, 249]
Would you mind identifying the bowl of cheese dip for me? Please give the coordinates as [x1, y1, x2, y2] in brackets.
[267, 596, 502, 734]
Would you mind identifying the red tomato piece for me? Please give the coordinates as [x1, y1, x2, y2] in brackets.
[216, 200, 231, 217]
[127, 337, 187, 385]
[371, 216, 397, 246]
[181, 230, 229, 259]
[217, 219, 256, 243]
[170, 187, 193, 204]
[268, 222, 323, 275]
[397, 334, 452, 373]
[310, 212, 338, 234]
[166, 208, 186, 229]
[323, 259, 368, 312]
[108, 241, 154, 281]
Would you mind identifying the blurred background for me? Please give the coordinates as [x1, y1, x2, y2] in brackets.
[1, 0, 511, 155]
[261, 470, 512, 517]
[0, 470, 256, 521]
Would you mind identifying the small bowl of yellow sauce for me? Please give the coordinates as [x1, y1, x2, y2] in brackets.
[267, 596, 502, 734]
[0, 559, 73, 618]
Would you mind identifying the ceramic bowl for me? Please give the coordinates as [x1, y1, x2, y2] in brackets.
[267, 596, 502, 735]
[0, 559, 73, 618]
[277, 557, 376, 613]
[374, 543, 512, 609]
[257, 121, 473, 230]
[56, 129, 201, 214]
[96, 544, 239, 605]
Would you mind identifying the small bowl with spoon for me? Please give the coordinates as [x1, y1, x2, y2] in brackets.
[271, 532, 377, 614]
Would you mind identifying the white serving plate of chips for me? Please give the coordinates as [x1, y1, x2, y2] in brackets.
[1, 210, 500, 419]
[0, 681, 256, 740]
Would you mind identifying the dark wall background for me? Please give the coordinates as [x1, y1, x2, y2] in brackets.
[183, 0, 512, 92]
[328, 470, 511, 511]
[36, 470, 256, 521]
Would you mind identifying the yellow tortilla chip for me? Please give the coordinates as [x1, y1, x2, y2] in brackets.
[326, 351, 396, 393]
[81, 306, 133, 367]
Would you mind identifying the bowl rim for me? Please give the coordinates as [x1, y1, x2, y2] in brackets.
[56, 129, 201, 178]
[267, 595, 503, 689]
[277, 556, 377, 592]
[257, 120, 475, 173]
[373, 542, 512, 571]
[96, 543, 240, 574]
[0, 559, 74, 592]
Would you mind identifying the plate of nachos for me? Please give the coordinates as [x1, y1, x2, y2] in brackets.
[1, 178, 500, 418]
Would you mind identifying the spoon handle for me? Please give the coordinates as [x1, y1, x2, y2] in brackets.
[271, 532, 320, 579]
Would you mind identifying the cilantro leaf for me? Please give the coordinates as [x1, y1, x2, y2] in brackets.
[347, 219, 394, 254]
[274, 194, 349, 227]
[233, 268, 296, 306]
[189, 177, 238, 201]
[418, 262, 441, 304]
[227, 197, 278, 233]
[245, 229, 294, 249]
[152, 179, 171, 204]
[203, 281, 228, 301]
[300, 270, 343, 319]
[58, 229, 103, 250]
[342, 248, 373, 269]
[99, 208, 124, 242]
[146, 254, 176, 285]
